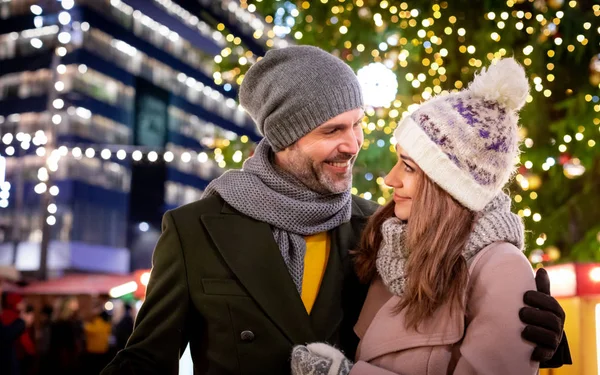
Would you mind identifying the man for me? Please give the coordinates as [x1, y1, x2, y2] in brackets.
[102, 46, 568, 374]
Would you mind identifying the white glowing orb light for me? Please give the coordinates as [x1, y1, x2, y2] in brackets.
[58, 11, 71, 25]
[72, 147, 82, 158]
[357, 63, 398, 108]
[197, 152, 208, 163]
[30, 38, 43, 49]
[34, 183, 47, 194]
[2, 134, 13, 145]
[163, 151, 174, 162]
[563, 158, 585, 179]
[546, 264, 577, 297]
[58, 31, 71, 44]
[591, 267, 600, 282]
[232, 150, 243, 163]
[46, 215, 56, 226]
[140, 271, 151, 286]
[30, 5, 43, 15]
[62, 0, 75, 10]
[49, 186, 59, 196]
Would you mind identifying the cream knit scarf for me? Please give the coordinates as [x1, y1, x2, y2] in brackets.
[377, 193, 524, 296]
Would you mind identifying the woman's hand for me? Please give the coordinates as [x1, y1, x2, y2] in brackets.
[291, 343, 353, 375]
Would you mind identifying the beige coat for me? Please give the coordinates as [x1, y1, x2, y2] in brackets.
[350, 242, 540, 375]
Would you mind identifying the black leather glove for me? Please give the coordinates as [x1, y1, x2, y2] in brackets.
[519, 268, 572, 366]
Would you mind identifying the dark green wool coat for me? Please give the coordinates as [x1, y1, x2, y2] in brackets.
[102, 194, 379, 375]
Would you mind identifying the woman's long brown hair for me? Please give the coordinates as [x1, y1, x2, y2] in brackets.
[354, 171, 475, 330]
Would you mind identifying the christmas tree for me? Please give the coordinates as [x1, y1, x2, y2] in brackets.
[211, 0, 600, 264]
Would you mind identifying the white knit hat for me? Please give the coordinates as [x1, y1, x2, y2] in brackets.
[394, 58, 529, 211]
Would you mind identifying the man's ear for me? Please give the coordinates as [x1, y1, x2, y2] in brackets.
[273, 147, 289, 167]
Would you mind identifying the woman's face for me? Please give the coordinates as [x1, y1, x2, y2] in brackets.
[384, 145, 422, 220]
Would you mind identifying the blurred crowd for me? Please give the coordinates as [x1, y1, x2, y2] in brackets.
[0, 269, 135, 375]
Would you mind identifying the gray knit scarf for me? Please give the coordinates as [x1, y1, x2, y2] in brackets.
[202, 139, 352, 293]
[376, 193, 524, 296]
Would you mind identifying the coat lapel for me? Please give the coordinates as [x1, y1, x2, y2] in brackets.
[201, 205, 316, 345]
[309, 199, 370, 341]
[307, 221, 348, 341]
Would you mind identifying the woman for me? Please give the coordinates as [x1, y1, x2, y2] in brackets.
[291, 58, 539, 374]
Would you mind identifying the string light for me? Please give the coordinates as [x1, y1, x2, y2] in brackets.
[61, 0, 75, 10]
[1, 141, 227, 171]
[58, 11, 71, 25]
[49, 186, 60, 196]
[57, 31, 71, 44]
[30, 5, 43, 15]
[52, 99, 64, 109]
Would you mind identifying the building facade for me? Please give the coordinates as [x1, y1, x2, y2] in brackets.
[0, 0, 264, 276]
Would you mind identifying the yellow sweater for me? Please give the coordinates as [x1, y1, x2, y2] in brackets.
[83, 317, 112, 353]
[301, 232, 330, 314]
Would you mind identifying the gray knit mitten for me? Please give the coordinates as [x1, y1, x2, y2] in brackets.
[291, 343, 353, 375]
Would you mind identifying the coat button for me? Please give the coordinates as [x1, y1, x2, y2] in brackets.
[240, 330, 255, 342]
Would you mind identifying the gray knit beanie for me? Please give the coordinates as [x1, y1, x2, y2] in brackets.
[239, 45, 364, 152]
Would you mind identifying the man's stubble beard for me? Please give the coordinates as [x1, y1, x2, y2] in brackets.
[285, 150, 355, 195]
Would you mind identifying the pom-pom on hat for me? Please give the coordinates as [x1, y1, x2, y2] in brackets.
[394, 58, 530, 211]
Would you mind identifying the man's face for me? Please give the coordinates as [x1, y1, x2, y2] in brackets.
[275, 108, 364, 194]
